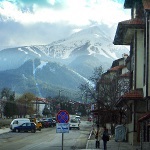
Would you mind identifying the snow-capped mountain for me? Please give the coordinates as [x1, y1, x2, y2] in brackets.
[0, 25, 128, 71]
[0, 25, 129, 97]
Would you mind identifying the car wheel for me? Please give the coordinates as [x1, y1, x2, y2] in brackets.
[31, 129, 36, 133]
[69, 127, 71, 130]
[15, 129, 20, 132]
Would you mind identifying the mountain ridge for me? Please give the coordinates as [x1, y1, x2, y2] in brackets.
[0, 25, 129, 98]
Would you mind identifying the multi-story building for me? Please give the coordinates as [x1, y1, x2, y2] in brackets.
[94, 54, 130, 128]
[113, 0, 150, 149]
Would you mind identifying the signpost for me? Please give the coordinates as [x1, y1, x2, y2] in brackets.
[56, 123, 69, 133]
[56, 110, 70, 150]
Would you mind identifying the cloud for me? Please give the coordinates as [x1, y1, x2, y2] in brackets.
[0, 0, 130, 26]
[0, 21, 73, 47]
[0, 0, 130, 48]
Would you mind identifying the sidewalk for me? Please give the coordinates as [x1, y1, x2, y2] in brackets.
[0, 127, 11, 134]
[86, 129, 140, 150]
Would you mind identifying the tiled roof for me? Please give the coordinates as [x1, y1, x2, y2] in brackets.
[121, 90, 143, 99]
[120, 72, 130, 77]
[108, 65, 125, 71]
[116, 89, 143, 107]
[143, 0, 150, 10]
[120, 18, 144, 25]
[113, 18, 144, 45]
[36, 97, 48, 103]
[138, 112, 150, 122]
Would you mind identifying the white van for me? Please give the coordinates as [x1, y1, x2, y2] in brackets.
[75, 116, 81, 123]
[69, 118, 80, 130]
[10, 118, 30, 131]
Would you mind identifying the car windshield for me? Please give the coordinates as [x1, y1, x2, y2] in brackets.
[70, 119, 78, 123]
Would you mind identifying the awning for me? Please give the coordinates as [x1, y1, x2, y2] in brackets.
[116, 89, 143, 107]
[138, 112, 150, 122]
[113, 18, 145, 45]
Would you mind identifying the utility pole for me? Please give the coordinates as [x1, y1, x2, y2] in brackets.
[25, 95, 27, 117]
[36, 98, 38, 116]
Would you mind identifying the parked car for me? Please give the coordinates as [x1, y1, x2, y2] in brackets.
[29, 118, 42, 131]
[13, 122, 36, 133]
[69, 118, 80, 130]
[10, 118, 30, 131]
[44, 118, 56, 127]
[52, 117, 56, 121]
[88, 117, 92, 122]
[74, 116, 81, 123]
[39, 120, 50, 128]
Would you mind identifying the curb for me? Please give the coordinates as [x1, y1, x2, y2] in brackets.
[86, 129, 93, 149]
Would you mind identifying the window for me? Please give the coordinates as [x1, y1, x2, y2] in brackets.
[22, 123, 26, 127]
[70, 119, 78, 123]
[27, 123, 31, 126]
[13, 121, 18, 124]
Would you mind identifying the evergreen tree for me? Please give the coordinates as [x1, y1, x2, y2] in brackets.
[42, 105, 50, 117]
[2, 88, 18, 118]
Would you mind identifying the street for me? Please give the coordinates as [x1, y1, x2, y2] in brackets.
[0, 120, 92, 150]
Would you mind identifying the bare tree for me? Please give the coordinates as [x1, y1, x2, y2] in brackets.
[79, 65, 130, 126]
[78, 66, 105, 103]
[97, 69, 130, 126]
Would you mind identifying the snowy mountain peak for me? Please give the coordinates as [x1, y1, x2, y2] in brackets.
[0, 25, 129, 72]
[46, 25, 128, 60]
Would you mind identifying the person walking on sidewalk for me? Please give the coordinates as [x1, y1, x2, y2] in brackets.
[102, 127, 109, 150]
[94, 124, 102, 149]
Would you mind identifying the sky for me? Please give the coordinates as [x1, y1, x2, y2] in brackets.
[0, 0, 130, 49]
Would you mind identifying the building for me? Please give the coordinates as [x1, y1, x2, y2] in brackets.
[94, 54, 130, 128]
[113, 0, 150, 149]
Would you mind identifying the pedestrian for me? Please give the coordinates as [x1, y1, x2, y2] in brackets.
[102, 127, 109, 150]
[94, 124, 102, 148]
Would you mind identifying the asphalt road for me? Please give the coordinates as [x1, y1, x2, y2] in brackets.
[0, 120, 92, 150]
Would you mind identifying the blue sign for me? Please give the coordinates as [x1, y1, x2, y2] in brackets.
[57, 110, 69, 123]
[56, 123, 69, 133]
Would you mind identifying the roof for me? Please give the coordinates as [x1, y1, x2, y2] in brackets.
[108, 65, 125, 72]
[124, 0, 150, 10]
[120, 72, 130, 77]
[116, 89, 143, 107]
[91, 109, 119, 114]
[121, 90, 143, 99]
[36, 97, 48, 103]
[138, 112, 150, 122]
[113, 18, 145, 45]
[143, 0, 150, 10]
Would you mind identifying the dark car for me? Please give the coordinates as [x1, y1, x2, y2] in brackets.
[88, 117, 92, 122]
[44, 118, 56, 127]
[39, 120, 50, 128]
[14, 122, 36, 133]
